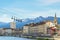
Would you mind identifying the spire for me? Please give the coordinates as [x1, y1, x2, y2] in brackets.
[55, 13, 56, 19]
[54, 13, 57, 25]
[11, 16, 16, 29]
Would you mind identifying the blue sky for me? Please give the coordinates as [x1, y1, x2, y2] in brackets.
[0, 0, 60, 22]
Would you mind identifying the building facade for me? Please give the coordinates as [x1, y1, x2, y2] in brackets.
[23, 22, 48, 35]
[10, 21, 16, 29]
[23, 13, 59, 36]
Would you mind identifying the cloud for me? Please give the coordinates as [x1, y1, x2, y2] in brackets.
[0, 0, 60, 22]
[0, 8, 24, 22]
[3, 8, 29, 13]
[1, 8, 30, 17]
[0, 8, 30, 16]
[27, 9, 60, 18]
[0, 9, 59, 22]
[1, 8, 60, 18]
[0, 14, 13, 23]
[0, 7, 60, 22]
[35, 0, 60, 5]
[0, 8, 32, 19]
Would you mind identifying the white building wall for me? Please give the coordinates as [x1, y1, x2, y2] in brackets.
[10, 22, 16, 29]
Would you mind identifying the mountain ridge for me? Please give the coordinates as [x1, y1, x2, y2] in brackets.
[0, 16, 60, 28]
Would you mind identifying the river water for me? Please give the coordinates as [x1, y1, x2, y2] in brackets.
[0, 36, 35, 40]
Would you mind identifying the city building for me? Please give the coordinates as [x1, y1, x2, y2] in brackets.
[23, 13, 59, 36]
[0, 20, 22, 36]
[23, 21, 49, 36]
[10, 21, 16, 29]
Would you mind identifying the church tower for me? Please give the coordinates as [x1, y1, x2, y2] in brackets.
[10, 22, 16, 29]
[54, 13, 58, 26]
[10, 16, 16, 29]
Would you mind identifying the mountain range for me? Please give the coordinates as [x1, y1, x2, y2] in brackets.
[0, 16, 60, 29]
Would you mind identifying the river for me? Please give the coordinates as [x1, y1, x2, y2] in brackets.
[0, 36, 35, 40]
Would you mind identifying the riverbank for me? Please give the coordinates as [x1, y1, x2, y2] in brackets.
[36, 37, 54, 40]
[22, 36, 54, 40]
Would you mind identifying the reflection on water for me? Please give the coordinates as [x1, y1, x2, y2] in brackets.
[0, 36, 34, 40]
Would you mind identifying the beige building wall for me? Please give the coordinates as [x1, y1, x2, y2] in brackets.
[29, 24, 47, 34]
[39, 24, 47, 34]
[29, 26, 39, 34]
[23, 24, 48, 34]
[23, 26, 30, 34]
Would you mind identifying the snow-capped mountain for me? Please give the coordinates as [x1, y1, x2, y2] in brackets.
[0, 16, 60, 28]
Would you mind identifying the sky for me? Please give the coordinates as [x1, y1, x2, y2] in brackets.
[0, 0, 60, 22]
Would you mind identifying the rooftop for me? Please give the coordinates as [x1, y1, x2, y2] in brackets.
[25, 21, 46, 26]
